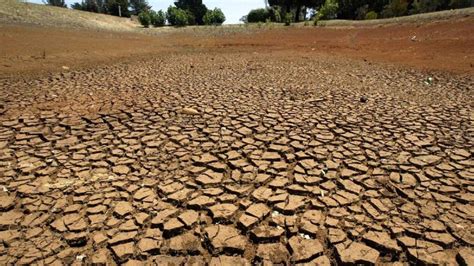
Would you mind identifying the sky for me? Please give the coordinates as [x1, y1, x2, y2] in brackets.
[27, 0, 266, 24]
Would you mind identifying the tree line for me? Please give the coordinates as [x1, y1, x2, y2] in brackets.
[243, 0, 473, 23]
[43, 0, 225, 26]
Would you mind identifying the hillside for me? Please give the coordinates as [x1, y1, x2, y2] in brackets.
[0, 0, 138, 31]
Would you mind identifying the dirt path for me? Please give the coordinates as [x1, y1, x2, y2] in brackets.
[0, 16, 473, 266]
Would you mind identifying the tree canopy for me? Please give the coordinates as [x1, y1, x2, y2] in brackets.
[246, 0, 472, 23]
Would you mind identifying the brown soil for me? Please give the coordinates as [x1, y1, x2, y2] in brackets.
[0, 12, 473, 266]
[1, 15, 474, 78]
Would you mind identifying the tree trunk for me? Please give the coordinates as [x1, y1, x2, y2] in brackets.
[295, 5, 301, 22]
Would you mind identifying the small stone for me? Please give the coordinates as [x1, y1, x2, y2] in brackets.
[181, 107, 199, 115]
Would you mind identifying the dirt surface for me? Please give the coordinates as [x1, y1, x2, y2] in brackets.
[0, 11, 474, 266]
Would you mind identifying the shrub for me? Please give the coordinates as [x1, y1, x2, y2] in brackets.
[381, 0, 408, 18]
[167, 6, 189, 26]
[203, 8, 226, 25]
[284, 12, 292, 26]
[317, 0, 339, 20]
[269, 7, 282, 23]
[150, 10, 166, 27]
[247, 8, 270, 23]
[138, 11, 151, 27]
[365, 11, 378, 20]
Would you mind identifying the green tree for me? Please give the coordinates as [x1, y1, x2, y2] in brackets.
[381, 0, 408, 17]
[449, 0, 473, 8]
[365, 10, 378, 19]
[138, 11, 151, 27]
[246, 8, 271, 23]
[167, 6, 189, 26]
[106, 0, 130, 17]
[174, 0, 208, 25]
[130, 0, 151, 15]
[151, 10, 166, 27]
[317, 0, 339, 19]
[43, 0, 67, 7]
[71, 0, 106, 13]
[203, 8, 226, 25]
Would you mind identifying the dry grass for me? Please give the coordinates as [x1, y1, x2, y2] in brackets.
[0, 0, 138, 32]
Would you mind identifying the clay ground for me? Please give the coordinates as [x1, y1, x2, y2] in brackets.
[0, 14, 473, 266]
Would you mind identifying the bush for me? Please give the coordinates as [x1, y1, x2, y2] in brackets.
[203, 8, 226, 25]
[167, 6, 189, 26]
[382, 0, 408, 18]
[247, 8, 270, 23]
[317, 0, 339, 20]
[269, 7, 282, 23]
[138, 11, 151, 27]
[150, 10, 166, 27]
[284, 12, 292, 26]
[365, 11, 378, 20]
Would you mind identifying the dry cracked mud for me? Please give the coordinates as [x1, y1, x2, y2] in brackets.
[0, 49, 473, 265]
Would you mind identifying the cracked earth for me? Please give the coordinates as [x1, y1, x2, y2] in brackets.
[0, 37, 473, 265]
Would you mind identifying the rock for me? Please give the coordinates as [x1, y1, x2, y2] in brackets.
[180, 107, 199, 115]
